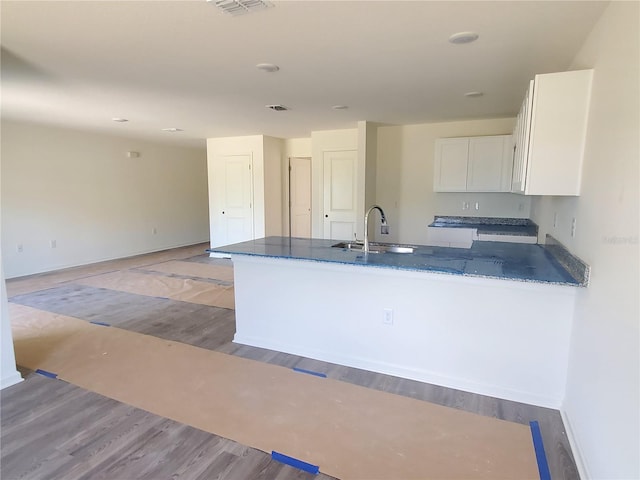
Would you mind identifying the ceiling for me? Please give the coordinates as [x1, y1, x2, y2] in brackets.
[1, 1, 608, 148]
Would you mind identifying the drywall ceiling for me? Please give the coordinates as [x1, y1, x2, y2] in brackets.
[1, 1, 608, 148]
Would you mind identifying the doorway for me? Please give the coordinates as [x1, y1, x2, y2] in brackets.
[322, 150, 358, 240]
[212, 154, 254, 247]
[288, 157, 311, 238]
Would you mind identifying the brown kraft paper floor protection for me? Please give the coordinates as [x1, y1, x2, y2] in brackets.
[5, 243, 208, 297]
[10, 304, 540, 480]
[139, 260, 234, 283]
[74, 270, 235, 309]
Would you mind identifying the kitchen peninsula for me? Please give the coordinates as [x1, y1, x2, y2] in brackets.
[211, 236, 585, 408]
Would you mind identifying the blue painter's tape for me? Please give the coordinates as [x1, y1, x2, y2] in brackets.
[292, 367, 327, 378]
[271, 451, 319, 475]
[530, 421, 551, 480]
[90, 321, 111, 327]
[35, 369, 58, 379]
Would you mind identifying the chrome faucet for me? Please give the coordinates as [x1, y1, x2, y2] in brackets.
[364, 205, 389, 254]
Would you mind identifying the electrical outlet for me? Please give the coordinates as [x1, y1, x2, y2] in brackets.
[553, 213, 558, 228]
[50, 240, 57, 248]
[462, 201, 470, 210]
[474, 202, 479, 211]
[571, 218, 577, 237]
[383, 308, 393, 325]
[17, 244, 23, 253]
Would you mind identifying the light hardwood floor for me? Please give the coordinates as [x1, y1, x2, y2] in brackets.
[2, 244, 580, 479]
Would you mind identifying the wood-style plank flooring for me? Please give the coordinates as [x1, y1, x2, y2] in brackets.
[2, 243, 580, 479]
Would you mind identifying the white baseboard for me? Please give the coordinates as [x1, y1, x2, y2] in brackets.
[234, 333, 562, 409]
[1, 371, 23, 390]
[6, 240, 210, 280]
[560, 408, 589, 480]
[208, 252, 231, 258]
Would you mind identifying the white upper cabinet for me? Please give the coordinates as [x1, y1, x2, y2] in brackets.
[511, 70, 593, 196]
[434, 138, 469, 191]
[434, 135, 513, 192]
[467, 136, 514, 192]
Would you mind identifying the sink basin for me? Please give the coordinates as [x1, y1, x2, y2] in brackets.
[332, 241, 416, 254]
[379, 245, 416, 254]
[332, 242, 364, 250]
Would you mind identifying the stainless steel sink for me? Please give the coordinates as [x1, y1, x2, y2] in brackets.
[332, 242, 364, 250]
[332, 241, 416, 254]
[380, 245, 416, 254]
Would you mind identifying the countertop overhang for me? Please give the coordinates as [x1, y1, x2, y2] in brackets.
[209, 236, 584, 286]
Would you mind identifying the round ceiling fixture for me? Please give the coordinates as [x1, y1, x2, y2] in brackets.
[162, 127, 183, 132]
[256, 63, 280, 72]
[464, 91, 484, 98]
[332, 105, 349, 110]
[448, 32, 479, 44]
[112, 117, 128, 122]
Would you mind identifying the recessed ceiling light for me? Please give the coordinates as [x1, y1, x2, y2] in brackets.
[464, 91, 484, 97]
[449, 32, 479, 44]
[332, 105, 349, 110]
[112, 117, 128, 122]
[256, 63, 279, 73]
[162, 127, 183, 132]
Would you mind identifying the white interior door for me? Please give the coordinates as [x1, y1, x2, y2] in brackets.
[215, 154, 253, 246]
[323, 150, 358, 241]
[289, 157, 311, 238]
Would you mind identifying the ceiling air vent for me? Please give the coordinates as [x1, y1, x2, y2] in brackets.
[210, 0, 274, 16]
[266, 104, 288, 112]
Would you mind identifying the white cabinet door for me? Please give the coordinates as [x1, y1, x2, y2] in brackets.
[434, 138, 469, 192]
[434, 135, 512, 192]
[426, 227, 474, 248]
[467, 136, 513, 192]
[512, 70, 592, 196]
[511, 80, 535, 194]
[212, 154, 254, 247]
[323, 150, 358, 240]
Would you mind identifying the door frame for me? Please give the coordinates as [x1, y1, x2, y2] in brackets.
[288, 156, 312, 238]
[322, 149, 358, 240]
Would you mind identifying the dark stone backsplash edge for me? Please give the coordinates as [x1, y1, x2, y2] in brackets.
[544, 235, 590, 286]
[431, 216, 536, 227]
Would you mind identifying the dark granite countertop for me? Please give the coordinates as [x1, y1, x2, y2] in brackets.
[209, 236, 583, 286]
[428, 216, 538, 237]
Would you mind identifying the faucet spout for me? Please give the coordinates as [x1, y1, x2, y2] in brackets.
[364, 205, 388, 254]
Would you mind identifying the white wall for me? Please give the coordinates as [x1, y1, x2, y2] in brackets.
[1, 121, 209, 279]
[359, 121, 378, 224]
[1, 251, 22, 389]
[530, 3, 639, 478]
[376, 119, 530, 245]
[284, 138, 312, 159]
